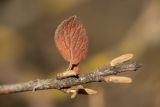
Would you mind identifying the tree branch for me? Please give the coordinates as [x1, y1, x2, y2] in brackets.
[0, 62, 141, 95]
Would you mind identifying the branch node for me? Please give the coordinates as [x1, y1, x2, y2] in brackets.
[32, 79, 41, 92]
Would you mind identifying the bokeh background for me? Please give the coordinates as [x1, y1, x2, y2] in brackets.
[0, 0, 160, 107]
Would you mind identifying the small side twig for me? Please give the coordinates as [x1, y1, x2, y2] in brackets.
[0, 62, 141, 95]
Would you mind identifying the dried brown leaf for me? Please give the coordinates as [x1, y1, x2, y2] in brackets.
[54, 15, 88, 64]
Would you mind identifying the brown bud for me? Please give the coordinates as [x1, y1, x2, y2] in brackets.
[103, 76, 132, 84]
[54, 15, 88, 64]
[110, 53, 134, 66]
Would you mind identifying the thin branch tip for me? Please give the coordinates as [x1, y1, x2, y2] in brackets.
[0, 61, 141, 96]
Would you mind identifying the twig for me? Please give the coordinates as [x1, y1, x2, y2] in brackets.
[0, 62, 141, 95]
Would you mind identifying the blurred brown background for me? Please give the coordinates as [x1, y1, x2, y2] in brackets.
[0, 0, 160, 107]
